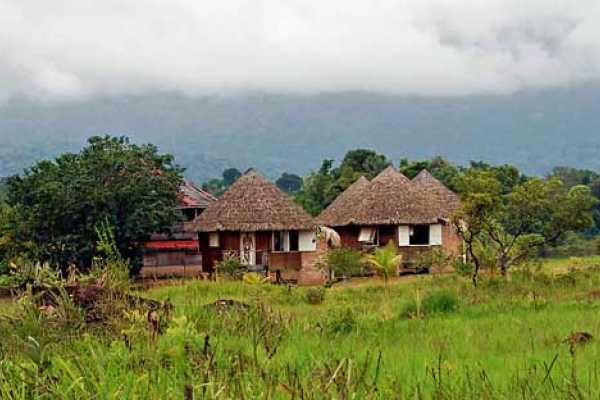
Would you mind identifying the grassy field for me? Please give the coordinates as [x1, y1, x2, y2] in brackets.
[2, 257, 600, 398]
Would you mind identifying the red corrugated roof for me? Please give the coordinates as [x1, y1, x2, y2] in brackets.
[144, 240, 199, 250]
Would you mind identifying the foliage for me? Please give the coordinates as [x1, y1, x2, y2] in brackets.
[275, 172, 303, 193]
[202, 167, 242, 197]
[414, 247, 452, 272]
[401, 290, 460, 318]
[453, 170, 598, 285]
[296, 149, 390, 215]
[304, 287, 325, 305]
[215, 252, 244, 279]
[242, 272, 269, 285]
[364, 241, 402, 284]
[4, 136, 183, 274]
[4, 261, 600, 397]
[324, 247, 366, 279]
[399, 156, 462, 191]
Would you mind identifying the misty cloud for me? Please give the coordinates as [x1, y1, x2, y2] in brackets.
[1, 0, 600, 101]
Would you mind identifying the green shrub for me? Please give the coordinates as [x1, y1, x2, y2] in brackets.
[453, 259, 473, 277]
[215, 252, 244, 279]
[325, 308, 356, 335]
[422, 291, 459, 314]
[305, 287, 325, 305]
[325, 248, 366, 278]
[400, 290, 459, 318]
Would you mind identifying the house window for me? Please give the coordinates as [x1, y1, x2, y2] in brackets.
[409, 225, 429, 245]
[358, 227, 378, 245]
[209, 232, 219, 247]
[272, 231, 300, 252]
[273, 231, 286, 252]
[289, 231, 299, 251]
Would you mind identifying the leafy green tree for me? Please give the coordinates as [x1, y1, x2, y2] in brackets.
[202, 178, 227, 197]
[4, 136, 184, 273]
[276, 172, 303, 193]
[222, 168, 242, 186]
[467, 161, 527, 194]
[338, 149, 390, 180]
[296, 149, 390, 215]
[296, 160, 336, 216]
[453, 171, 597, 285]
[399, 156, 462, 190]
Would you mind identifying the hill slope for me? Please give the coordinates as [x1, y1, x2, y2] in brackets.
[1, 86, 599, 182]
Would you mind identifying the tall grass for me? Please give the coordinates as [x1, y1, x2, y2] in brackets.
[2, 259, 600, 398]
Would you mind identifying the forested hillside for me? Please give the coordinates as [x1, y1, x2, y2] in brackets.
[1, 85, 600, 182]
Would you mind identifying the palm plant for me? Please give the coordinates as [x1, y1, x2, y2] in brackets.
[364, 240, 402, 286]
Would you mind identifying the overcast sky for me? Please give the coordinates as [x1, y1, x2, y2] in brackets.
[1, 0, 600, 102]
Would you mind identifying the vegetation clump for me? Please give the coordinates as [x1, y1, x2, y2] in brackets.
[304, 287, 326, 305]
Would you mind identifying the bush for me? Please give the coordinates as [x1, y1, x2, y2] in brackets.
[215, 252, 244, 280]
[400, 290, 459, 318]
[324, 248, 366, 279]
[453, 259, 473, 277]
[325, 308, 356, 335]
[305, 287, 325, 305]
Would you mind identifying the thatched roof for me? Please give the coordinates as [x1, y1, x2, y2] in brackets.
[193, 170, 315, 232]
[315, 176, 370, 226]
[317, 166, 459, 226]
[411, 169, 460, 216]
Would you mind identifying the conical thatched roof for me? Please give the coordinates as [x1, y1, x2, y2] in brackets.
[351, 166, 440, 225]
[315, 176, 370, 226]
[318, 166, 458, 227]
[411, 170, 460, 216]
[193, 170, 315, 232]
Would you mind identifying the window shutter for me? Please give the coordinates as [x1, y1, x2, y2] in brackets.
[358, 227, 375, 243]
[209, 232, 219, 247]
[299, 231, 317, 251]
[283, 231, 290, 252]
[430, 224, 442, 245]
[398, 226, 410, 246]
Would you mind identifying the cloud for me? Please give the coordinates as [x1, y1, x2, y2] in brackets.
[1, 0, 600, 101]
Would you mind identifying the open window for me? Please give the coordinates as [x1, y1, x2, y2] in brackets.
[289, 231, 299, 251]
[272, 230, 301, 252]
[273, 231, 286, 252]
[409, 225, 430, 245]
[358, 227, 378, 245]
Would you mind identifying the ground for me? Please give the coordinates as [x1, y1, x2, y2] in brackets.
[2, 256, 600, 398]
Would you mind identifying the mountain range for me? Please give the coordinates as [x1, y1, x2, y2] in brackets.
[1, 85, 599, 183]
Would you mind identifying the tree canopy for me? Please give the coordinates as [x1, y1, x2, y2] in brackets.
[453, 170, 597, 285]
[3, 136, 184, 273]
[276, 172, 303, 193]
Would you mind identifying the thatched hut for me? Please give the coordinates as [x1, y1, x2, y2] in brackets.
[193, 170, 324, 283]
[317, 166, 462, 269]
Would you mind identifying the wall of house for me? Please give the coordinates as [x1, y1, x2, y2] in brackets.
[397, 223, 462, 270]
[333, 223, 463, 271]
[198, 231, 240, 273]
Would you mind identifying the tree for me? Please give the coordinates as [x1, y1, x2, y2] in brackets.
[276, 172, 303, 193]
[296, 149, 390, 215]
[364, 240, 402, 286]
[338, 149, 390, 180]
[5, 136, 184, 273]
[399, 156, 461, 191]
[295, 160, 336, 216]
[453, 170, 597, 286]
[222, 168, 242, 186]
